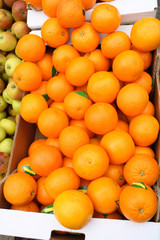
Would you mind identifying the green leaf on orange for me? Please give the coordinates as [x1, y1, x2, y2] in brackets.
[75, 91, 89, 99]
[52, 66, 58, 77]
[42, 94, 50, 102]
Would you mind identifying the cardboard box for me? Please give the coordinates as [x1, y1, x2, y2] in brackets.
[0, 47, 159, 240]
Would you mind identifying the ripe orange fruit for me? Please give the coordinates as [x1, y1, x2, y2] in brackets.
[93, 211, 123, 219]
[52, 44, 80, 73]
[3, 172, 37, 205]
[62, 157, 73, 168]
[131, 45, 152, 70]
[141, 101, 155, 116]
[84, 49, 111, 72]
[70, 119, 94, 138]
[114, 120, 129, 132]
[84, 102, 118, 135]
[59, 126, 89, 158]
[30, 81, 47, 95]
[87, 71, 120, 103]
[36, 53, 53, 81]
[37, 107, 69, 138]
[41, 18, 69, 48]
[134, 146, 155, 158]
[20, 93, 48, 123]
[56, 0, 85, 28]
[119, 183, 158, 222]
[64, 91, 92, 120]
[11, 201, 40, 212]
[129, 114, 159, 146]
[113, 50, 144, 82]
[29, 144, 62, 176]
[87, 177, 121, 214]
[100, 130, 135, 165]
[28, 139, 46, 156]
[81, 0, 96, 10]
[45, 167, 80, 199]
[104, 164, 125, 187]
[124, 154, 159, 186]
[117, 83, 149, 116]
[91, 4, 121, 33]
[132, 71, 152, 94]
[130, 17, 160, 51]
[25, 0, 42, 10]
[53, 190, 94, 229]
[16, 34, 46, 62]
[45, 138, 59, 149]
[71, 22, 100, 53]
[66, 57, 95, 86]
[101, 31, 131, 59]
[46, 74, 74, 102]
[73, 144, 109, 180]
[13, 62, 42, 91]
[36, 176, 54, 205]
[49, 102, 65, 113]
[89, 137, 100, 145]
[42, 0, 59, 17]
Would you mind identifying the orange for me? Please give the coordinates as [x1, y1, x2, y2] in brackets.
[87, 177, 121, 214]
[45, 167, 80, 199]
[84, 102, 118, 135]
[53, 190, 94, 229]
[59, 126, 89, 158]
[87, 71, 120, 103]
[71, 22, 100, 53]
[49, 102, 65, 113]
[41, 18, 69, 48]
[91, 4, 121, 33]
[93, 211, 123, 219]
[101, 31, 131, 59]
[79, 178, 91, 188]
[119, 183, 158, 222]
[29, 144, 62, 176]
[141, 101, 155, 116]
[28, 139, 46, 156]
[56, 0, 85, 28]
[100, 130, 135, 165]
[131, 45, 152, 70]
[13, 62, 42, 91]
[129, 114, 159, 146]
[121, 183, 129, 192]
[20, 93, 48, 123]
[36, 176, 54, 205]
[25, 0, 42, 10]
[70, 119, 95, 138]
[104, 164, 125, 187]
[16, 34, 46, 62]
[46, 74, 74, 102]
[31, 81, 47, 95]
[17, 157, 39, 180]
[65, 57, 95, 86]
[130, 17, 160, 51]
[36, 53, 53, 81]
[81, 0, 96, 9]
[84, 49, 111, 72]
[117, 83, 149, 116]
[114, 120, 129, 132]
[52, 44, 80, 73]
[76, 83, 88, 93]
[89, 137, 100, 145]
[37, 107, 69, 138]
[45, 138, 59, 149]
[123, 154, 159, 186]
[73, 144, 109, 180]
[42, 0, 59, 17]
[64, 91, 92, 120]
[112, 50, 144, 82]
[134, 146, 155, 158]
[11, 201, 40, 212]
[117, 108, 129, 123]
[3, 172, 37, 206]
[132, 71, 153, 94]
[62, 157, 73, 168]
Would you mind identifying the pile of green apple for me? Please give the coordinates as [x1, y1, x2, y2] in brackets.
[0, 0, 31, 180]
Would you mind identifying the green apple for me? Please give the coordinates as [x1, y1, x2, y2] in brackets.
[6, 81, 23, 100]
[12, 99, 21, 113]
[0, 9, 13, 30]
[0, 95, 7, 112]
[11, 21, 31, 39]
[0, 118, 16, 135]
[1, 72, 8, 82]
[0, 111, 7, 120]
[0, 31, 17, 52]
[0, 53, 6, 74]
[0, 138, 13, 154]
[0, 126, 6, 142]
[0, 78, 5, 93]
[7, 104, 16, 116]
[2, 89, 12, 104]
[5, 57, 21, 77]
[6, 52, 18, 60]
[7, 115, 16, 122]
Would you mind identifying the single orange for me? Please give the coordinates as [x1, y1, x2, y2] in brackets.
[81, 0, 96, 10]
[25, 0, 42, 10]
[132, 71, 153, 94]
[45, 138, 59, 149]
[114, 120, 129, 132]
[36, 176, 54, 205]
[93, 211, 123, 219]
[30, 81, 48, 95]
[42, 0, 59, 17]
[104, 164, 125, 187]
[28, 139, 46, 156]
[36, 53, 53, 81]
[62, 157, 73, 168]
[11, 201, 40, 212]
[134, 146, 155, 158]
[49, 102, 65, 113]
[131, 45, 152, 70]
[70, 119, 95, 138]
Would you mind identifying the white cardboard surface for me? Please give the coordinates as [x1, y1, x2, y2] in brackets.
[27, 0, 157, 29]
[0, 209, 160, 240]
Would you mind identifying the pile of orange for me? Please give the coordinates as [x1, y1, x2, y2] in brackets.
[3, 0, 160, 231]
